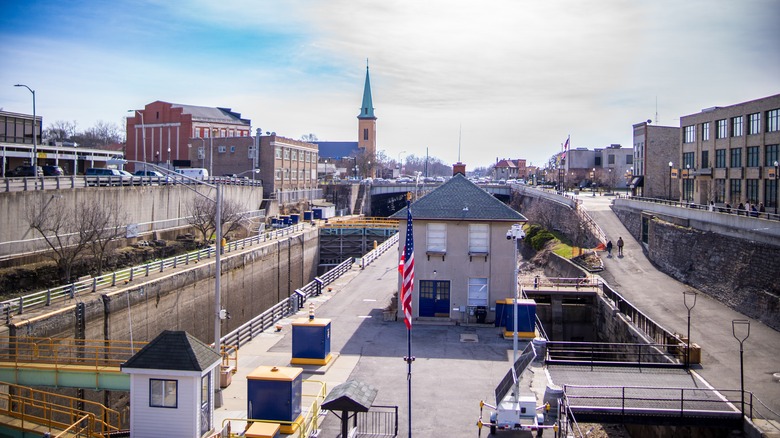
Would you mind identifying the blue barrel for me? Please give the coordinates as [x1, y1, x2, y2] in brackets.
[271, 218, 278, 227]
[303, 211, 313, 221]
[290, 214, 300, 224]
[281, 216, 290, 226]
[313, 209, 323, 220]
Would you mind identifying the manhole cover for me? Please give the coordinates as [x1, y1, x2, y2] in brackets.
[460, 334, 479, 343]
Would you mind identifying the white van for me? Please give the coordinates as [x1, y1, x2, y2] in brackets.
[176, 168, 209, 181]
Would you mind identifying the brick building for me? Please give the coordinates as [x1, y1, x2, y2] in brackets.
[259, 134, 319, 203]
[126, 101, 251, 171]
[679, 94, 780, 208]
[493, 158, 527, 180]
[632, 122, 680, 199]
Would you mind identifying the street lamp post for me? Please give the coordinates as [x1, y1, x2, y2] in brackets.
[686, 164, 691, 203]
[15, 84, 37, 176]
[683, 291, 697, 369]
[592, 168, 596, 196]
[128, 110, 147, 173]
[732, 319, 750, 420]
[668, 162, 673, 201]
[774, 160, 779, 215]
[397, 151, 406, 177]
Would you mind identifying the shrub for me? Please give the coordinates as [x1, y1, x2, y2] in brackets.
[529, 230, 555, 250]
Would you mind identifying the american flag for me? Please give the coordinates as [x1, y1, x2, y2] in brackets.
[562, 136, 570, 159]
[399, 203, 414, 330]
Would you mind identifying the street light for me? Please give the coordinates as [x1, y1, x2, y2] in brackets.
[591, 168, 596, 196]
[14, 84, 37, 176]
[686, 164, 691, 203]
[683, 291, 697, 369]
[774, 160, 779, 215]
[732, 319, 750, 420]
[668, 162, 673, 201]
[127, 110, 147, 173]
[397, 150, 406, 177]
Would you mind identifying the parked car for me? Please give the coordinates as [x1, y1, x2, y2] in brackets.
[7, 165, 43, 177]
[42, 165, 66, 176]
[85, 167, 123, 186]
[134, 170, 164, 177]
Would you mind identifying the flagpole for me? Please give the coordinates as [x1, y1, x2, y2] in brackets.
[405, 326, 413, 438]
[401, 195, 415, 438]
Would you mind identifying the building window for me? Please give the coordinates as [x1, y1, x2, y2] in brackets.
[766, 144, 779, 167]
[746, 146, 759, 167]
[716, 119, 728, 139]
[291, 151, 297, 161]
[299, 151, 304, 162]
[730, 148, 742, 168]
[683, 152, 695, 169]
[275, 148, 282, 159]
[748, 113, 761, 135]
[468, 224, 489, 253]
[305, 152, 310, 162]
[467, 277, 489, 307]
[284, 168, 290, 180]
[701, 122, 710, 141]
[283, 149, 289, 159]
[746, 179, 759, 204]
[607, 155, 615, 164]
[683, 179, 694, 202]
[766, 179, 778, 209]
[426, 223, 446, 252]
[767, 109, 779, 133]
[363, 128, 369, 141]
[292, 169, 297, 180]
[683, 125, 695, 143]
[275, 170, 281, 180]
[729, 179, 742, 202]
[149, 379, 177, 408]
[218, 145, 226, 153]
[230, 146, 236, 153]
[626, 155, 633, 165]
[701, 150, 709, 168]
[731, 116, 743, 137]
[201, 375, 210, 410]
[715, 149, 726, 168]
[714, 179, 726, 203]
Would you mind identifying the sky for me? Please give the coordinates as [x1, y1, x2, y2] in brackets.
[1, 0, 779, 169]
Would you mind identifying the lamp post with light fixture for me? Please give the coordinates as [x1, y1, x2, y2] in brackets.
[127, 110, 147, 173]
[774, 160, 779, 215]
[669, 161, 674, 201]
[15, 84, 38, 176]
[732, 319, 750, 420]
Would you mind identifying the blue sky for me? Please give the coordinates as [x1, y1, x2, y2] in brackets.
[2, 0, 779, 169]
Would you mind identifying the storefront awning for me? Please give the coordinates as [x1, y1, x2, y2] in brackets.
[630, 176, 644, 188]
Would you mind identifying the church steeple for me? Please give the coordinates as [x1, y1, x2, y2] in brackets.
[358, 64, 376, 120]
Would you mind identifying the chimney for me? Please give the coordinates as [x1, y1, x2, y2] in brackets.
[453, 162, 466, 176]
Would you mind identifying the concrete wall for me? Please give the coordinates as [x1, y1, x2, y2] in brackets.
[0, 184, 265, 258]
[7, 228, 319, 343]
[612, 202, 780, 331]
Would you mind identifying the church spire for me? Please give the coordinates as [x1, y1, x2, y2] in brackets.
[358, 62, 376, 120]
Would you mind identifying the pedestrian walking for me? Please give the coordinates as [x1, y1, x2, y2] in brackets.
[617, 237, 624, 256]
[606, 240, 613, 258]
[737, 202, 745, 216]
[708, 201, 715, 212]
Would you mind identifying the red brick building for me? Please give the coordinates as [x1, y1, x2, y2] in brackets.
[126, 101, 251, 171]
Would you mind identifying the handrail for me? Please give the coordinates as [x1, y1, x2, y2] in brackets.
[0, 337, 144, 368]
[626, 195, 780, 221]
[545, 341, 682, 366]
[361, 232, 400, 269]
[0, 173, 264, 192]
[1, 223, 307, 322]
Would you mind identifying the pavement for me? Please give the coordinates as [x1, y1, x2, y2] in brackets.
[575, 192, 780, 413]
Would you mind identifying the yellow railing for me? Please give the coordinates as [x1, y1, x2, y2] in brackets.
[222, 379, 327, 437]
[0, 382, 121, 437]
[0, 336, 145, 368]
[322, 217, 399, 229]
[55, 413, 96, 438]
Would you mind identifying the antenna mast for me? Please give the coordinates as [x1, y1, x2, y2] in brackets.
[458, 124, 462, 162]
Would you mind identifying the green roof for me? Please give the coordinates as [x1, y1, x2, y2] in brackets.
[358, 66, 376, 120]
[389, 174, 527, 222]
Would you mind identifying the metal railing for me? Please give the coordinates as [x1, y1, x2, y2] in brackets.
[601, 282, 682, 346]
[0, 382, 121, 437]
[352, 405, 399, 437]
[1, 223, 306, 323]
[0, 174, 264, 192]
[626, 195, 780, 221]
[360, 232, 399, 269]
[546, 341, 682, 367]
[0, 337, 144, 368]
[522, 276, 602, 292]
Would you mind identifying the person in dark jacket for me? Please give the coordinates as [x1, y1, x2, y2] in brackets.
[617, 237, 624, 256]
[606, 240, 613, 257]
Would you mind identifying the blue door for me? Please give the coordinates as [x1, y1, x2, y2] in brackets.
[419, 280, 450, 317]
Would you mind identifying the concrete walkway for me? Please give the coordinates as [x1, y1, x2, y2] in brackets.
[577, 193, 780, 413]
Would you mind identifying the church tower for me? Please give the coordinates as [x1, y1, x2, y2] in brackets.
[357, 64, 377, 162]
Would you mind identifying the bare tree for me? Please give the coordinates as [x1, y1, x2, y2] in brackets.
[72, 120, 125, 148]
[187, 197, 249, 243]
[44, 120, 78, 142]
[84, 200, 127, 275]
[522, 198, 558, 232]
[26, 198, 101, 282]
[300, 133, 319, 143]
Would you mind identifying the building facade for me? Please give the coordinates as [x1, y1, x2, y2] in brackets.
[390, 174, 527, 324]
[632, 122, 680, 199]
[127, 101, 251, 171]
[493, 159, 527, 180]
[259, 134, 319, 202]
[548, 145, 632, 190]
[679, 94, 780, 208]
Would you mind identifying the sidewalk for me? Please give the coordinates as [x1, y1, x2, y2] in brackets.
[577, 194, 780, 412]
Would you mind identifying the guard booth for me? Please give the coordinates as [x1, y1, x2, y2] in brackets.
[321, 380, 378, 438]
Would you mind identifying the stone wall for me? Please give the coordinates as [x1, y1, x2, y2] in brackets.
[7, 228, 319, 343]
[516, 193, 600, 248]
[613, 205, 780, 331]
